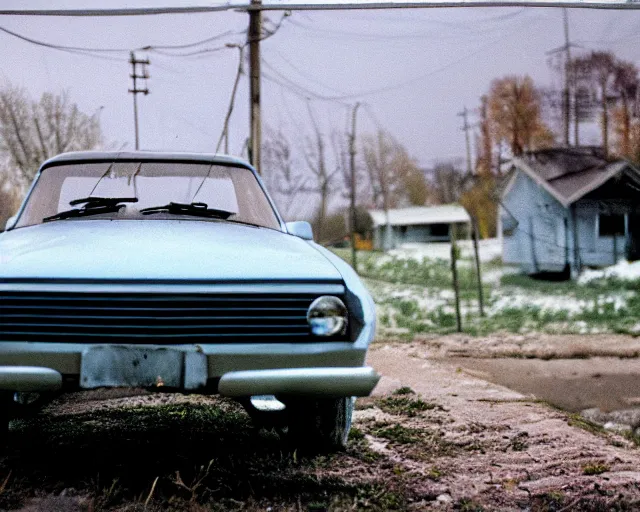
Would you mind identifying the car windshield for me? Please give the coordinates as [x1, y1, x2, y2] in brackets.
[14, 161, 281, 230]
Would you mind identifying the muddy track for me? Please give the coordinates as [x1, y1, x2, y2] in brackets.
[1, 339, 640, 511]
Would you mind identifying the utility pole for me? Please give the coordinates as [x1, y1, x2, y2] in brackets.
[457, 107, 473, 175]
[563, 8, 571, 147]
[248, 0, 262, 174]
[349, 102, 361, 272]
[129, 51, 150, 151]
[546, 9, 576, 147]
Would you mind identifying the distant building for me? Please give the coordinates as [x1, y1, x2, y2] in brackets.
[368, 204, 471, 250]
[500, 147, 640, 276]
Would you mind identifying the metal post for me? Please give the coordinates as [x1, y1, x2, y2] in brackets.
[249, 0, 262, 174]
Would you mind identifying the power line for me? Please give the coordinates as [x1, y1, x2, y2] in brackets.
[262, 22, 533, 103]
[270, 49, 347, 94]
[262, 58, 350, 104]
[285, 8, 529, 41]
[140, 30, 243, 50]
[149, 46, 230, 57]
[0, 24, 129, 52]
[0, 2, 638, 16]
[0, 23, 242, 56]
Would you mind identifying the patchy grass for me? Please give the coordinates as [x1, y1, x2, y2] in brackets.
[372, 423, 423, 445]
[567, 414, 607, 437]
[0, 394, 428, 512]
[332, 246, 640, 337]
[376, 395, 437, 417]
[366, 271, 640, 338]
[392, 386, 415, 396]
[582, 462, 610, 475]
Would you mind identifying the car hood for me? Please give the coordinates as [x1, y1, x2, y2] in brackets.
[0, 220, 343, 281]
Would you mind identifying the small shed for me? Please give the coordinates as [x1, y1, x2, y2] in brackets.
[368, 204, 471, 250]
[500, 147, 640, 276]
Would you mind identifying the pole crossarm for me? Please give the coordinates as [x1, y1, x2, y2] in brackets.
[0, 1, 639, 16]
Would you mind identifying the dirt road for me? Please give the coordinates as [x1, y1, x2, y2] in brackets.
[2, 338, 640, 511]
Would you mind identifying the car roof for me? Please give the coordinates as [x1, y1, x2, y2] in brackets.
[40, 151, 254, 171]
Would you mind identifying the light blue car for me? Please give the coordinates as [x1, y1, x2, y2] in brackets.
[0, 151, 379, 451]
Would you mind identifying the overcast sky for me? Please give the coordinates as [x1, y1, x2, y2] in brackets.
[0, 2, 639, 172]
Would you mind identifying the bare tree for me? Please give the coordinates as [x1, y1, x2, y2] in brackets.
[301, 104, 341, 242]
[572, 52, 618, 158]
[262, 127, 308, 220]
[362, 130, 428, 248]
[0, 85, 103, 183]
[0, 165, 19, 230]
[429, 161, 473, 204]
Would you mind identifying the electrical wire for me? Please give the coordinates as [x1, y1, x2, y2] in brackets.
[0, 23, 243, 57]
[141, 30, 243, 50]
[149, 46, 230, 57]
[270, 49, 347, 94]
[286, 10, 529, 42]
[0, 24, 129, 52]
[261, 24, 526, 103]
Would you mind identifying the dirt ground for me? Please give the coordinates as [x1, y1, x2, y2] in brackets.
[3, 335, 640, 511]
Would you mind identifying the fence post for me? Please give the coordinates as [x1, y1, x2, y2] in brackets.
[451, 225, 462, 333]
[471, 219, 485, 317]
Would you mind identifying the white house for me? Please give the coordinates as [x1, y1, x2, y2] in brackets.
[368, 204, 471, 250]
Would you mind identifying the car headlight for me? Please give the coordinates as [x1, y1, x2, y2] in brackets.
[307, 296, 348, 336]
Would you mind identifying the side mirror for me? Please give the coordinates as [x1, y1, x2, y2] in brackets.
[4, 215, 17, 231]
[286, 221, 314, 241]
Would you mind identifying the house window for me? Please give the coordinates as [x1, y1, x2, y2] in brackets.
[501, 214, 518, 237]
[430, 223, 449, 237]
[599, 214, 625, 237]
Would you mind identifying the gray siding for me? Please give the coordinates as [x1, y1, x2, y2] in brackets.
[501, 171, 570, 273]
[502, 169, 631, 274]
[574, 201, 626, 267]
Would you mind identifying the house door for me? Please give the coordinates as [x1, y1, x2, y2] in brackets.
[628, 214, 640, 261]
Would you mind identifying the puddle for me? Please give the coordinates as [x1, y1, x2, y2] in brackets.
[449, 357, 640, 413]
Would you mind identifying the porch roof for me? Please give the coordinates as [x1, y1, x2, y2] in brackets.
[509, 147, 640, 208]
[368, 204, 470, 228]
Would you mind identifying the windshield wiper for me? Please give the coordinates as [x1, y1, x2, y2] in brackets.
[139, 202, 234, 220]
[43, 197, 138, 223]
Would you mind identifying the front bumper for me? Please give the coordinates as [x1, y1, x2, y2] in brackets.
[0, 342, 379, 397]
[219, 367, 379, 397]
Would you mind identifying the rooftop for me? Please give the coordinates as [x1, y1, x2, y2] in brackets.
[368, 204, 470, 227]
[510, 147, 639, 207]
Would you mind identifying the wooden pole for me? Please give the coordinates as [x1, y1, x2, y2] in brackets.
[248, 0, 262, 174]
[471, 219, 485, 317]
[349, 103, 360, 272]
[451, 224, 462, 332]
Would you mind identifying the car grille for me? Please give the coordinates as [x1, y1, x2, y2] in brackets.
[0, 291, 347, 344]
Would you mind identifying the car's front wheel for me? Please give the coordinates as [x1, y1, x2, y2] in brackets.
[284, 396, 354, 453]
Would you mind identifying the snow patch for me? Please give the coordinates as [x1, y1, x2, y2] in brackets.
[387, 238, 502, 263]
[578, 260, 640, 284]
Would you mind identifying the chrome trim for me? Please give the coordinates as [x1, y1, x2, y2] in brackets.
[218, 366, 380, 397]
[0, 366, 62, 392]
